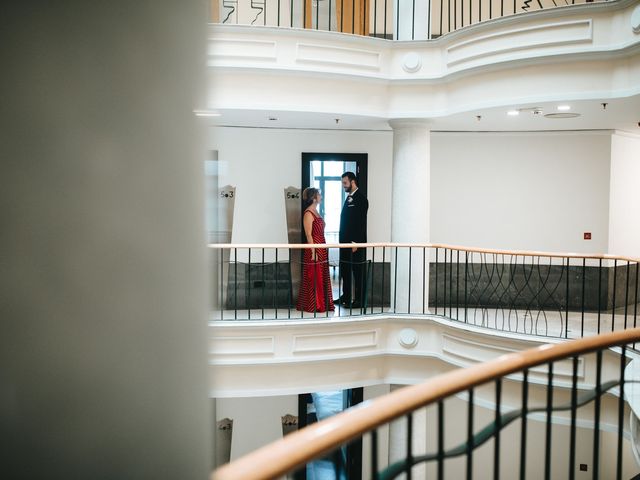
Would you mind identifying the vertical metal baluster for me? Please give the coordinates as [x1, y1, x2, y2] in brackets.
[439, 0, 443, 36]
[220, 247, 224, 320]
[438, 400, 444, 480]
[275, 248, 279, 319]
[616, 346, 627, 480]
[544, 362, 553, 480]
[277, 0, 281, 26]
[479, 0, 482, 22]
[234, 247, 238, 320]
[443, 248, 447, 315]
[634, 262, 639, 331]
[363, 0, 367, 37]
[624, 261, 630, 329]
[329, 0, 332, 30]
[261, 247, 265, 320]
[339, 246, 343, 314]
[393, 246, 398, 313]
[316, 0, 319, 30]
[519, 369, 529, 480]
[456, 250, 460, 321]
[423, 247, 427, 315]
[465, 251, 469, 323]
[581, 258, 586, 338]
[447, 0, 451, 33]
[381, 247, 386, 314]
[406, 413, 413, 479]
[314, 248, 318, 318]
[461, 0, 464, 28]
[370, 247, 376, 315]
[454, 0, 457, 30]
[304, 0, 307, 28]
[352, 0, 355, 33]
[467, 387, 474, 480]
[350, 248, 354, 316]
[593, 350, 602, 480]
[435, 247, 439, 315]
[565, 258, 570, 338]
[325, 247, 329, 318]
[290, 0, 293, 27]
[408, 247, 412, 314]
[489, 0, 492, 19]
[288, 249, 292, 319]
[513, 0, 516, 15]
[427, 0, 431, 38]
[371, 429, 378, 479]
[248, 248, 251, 319]
[569, 356, 578, 480]
[494, 378, 502, 480]
[449, 249, 453, 318]
[411, 0, 416, 39]
[501, 0, 503, 17]
[612, 259, 618, 332]
[384, 0, 388, 38]
[597, 259, 602, 334]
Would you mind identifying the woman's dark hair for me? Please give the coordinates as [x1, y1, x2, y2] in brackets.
[302, 187, 320, 210]
[341, 171, 357, 185]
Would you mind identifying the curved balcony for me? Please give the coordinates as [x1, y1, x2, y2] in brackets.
[208, 243, 640, 396]
[209, 0, 614, 40]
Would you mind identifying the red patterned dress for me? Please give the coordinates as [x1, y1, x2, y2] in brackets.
[296, 210, 335, 313]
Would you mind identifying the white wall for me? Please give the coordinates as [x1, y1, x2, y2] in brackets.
[608, 131, 640, 258]
[210, 127, 613, 253]
[431, 131, 612, 253]
[210, 126, 394, 244]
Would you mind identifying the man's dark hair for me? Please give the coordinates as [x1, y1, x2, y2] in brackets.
[341, 171, 357, 184]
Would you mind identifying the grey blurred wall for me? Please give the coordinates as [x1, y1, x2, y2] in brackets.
[0, 1, 211, 478]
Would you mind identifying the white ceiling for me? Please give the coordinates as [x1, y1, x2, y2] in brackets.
[203, 94, 640, 133]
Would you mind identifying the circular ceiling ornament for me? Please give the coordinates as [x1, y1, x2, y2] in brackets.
[402, 52, 422, 73]
[398, 328, 418, 348]
[544, 112, 581, 119]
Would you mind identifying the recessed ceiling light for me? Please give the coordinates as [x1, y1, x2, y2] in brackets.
[193, 110, 221, 117]
[557, 105, 571, 111]
[268, 117, 278, 121]
[507, 110, 519, 116]
[544, 112, 581, 119]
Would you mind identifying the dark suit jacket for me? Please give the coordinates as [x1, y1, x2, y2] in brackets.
[339, 189, 368, 243]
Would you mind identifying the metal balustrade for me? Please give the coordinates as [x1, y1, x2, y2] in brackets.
[212, 328, 640, 480]
[209, 0, 609, 40]
[209, 243, 640, 340]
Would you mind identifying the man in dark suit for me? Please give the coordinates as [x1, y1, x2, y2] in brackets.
[339, 171, 369, 308]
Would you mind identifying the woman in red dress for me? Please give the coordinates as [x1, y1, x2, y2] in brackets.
[296, 188, 335, 313]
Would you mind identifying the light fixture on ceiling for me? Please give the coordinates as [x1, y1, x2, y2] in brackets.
[557, 105, 571, 111]
[268, 117, 278, 121]
[507, 110, 519, 116]
[193, 110, 221, 117]
[544, 112, 581, 119]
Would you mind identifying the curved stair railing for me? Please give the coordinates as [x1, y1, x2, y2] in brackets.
[212, 328, 640, 480]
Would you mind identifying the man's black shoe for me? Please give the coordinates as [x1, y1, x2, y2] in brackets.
[338, 296, 351, 306]
[350, 301, 363, 309]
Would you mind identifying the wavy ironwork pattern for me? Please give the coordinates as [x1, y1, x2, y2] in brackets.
[377, 378, 632, 480]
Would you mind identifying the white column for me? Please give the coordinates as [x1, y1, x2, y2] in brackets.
[1, 2, 210, 478]
[390, 120, 431, 314]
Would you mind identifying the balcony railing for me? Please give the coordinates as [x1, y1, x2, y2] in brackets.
[209, 0, 608, 40]
[212, 328, 639, 479]
[209, 243, 640, 340]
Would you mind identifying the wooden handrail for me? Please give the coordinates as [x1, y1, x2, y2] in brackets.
[212, 328, 640, 480]
[207, 242, 640, 263]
